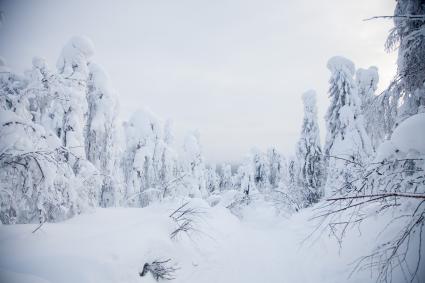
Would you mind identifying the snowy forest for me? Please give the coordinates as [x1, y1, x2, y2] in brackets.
[0, 1, 424, 283]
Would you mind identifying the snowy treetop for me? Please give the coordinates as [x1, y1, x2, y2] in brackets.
[67, 36, 95, 57]
[89, 63, 111, 93]
[129, 108, 161, 134]
[31, 56, 48, 70]
[56, 35, 95, 78]
[327, 56, 355, 76]
[302, 90, 317, 111]
[356, 66, 379, 92]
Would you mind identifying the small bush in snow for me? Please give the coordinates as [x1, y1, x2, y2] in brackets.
[169, 202, 204, 240]
[139, 258, 179, 281]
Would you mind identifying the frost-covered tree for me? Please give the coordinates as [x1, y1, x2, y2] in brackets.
[57, 36, 95, 158]
[123, 109, 165, 206]
[25, 57, 70, 146]
[316, 112, 425, 283]
[181, 132, 207, 198]
[296, 90, 324, 206]
[251, 149, 270, 191]
[163, 119, 174, 146]
[0, 58, 28, 116]
[286, 157, 302, 210]
[384, 0, 425, 126]
[0, 37, 112, 224]
[267, 147, 286, 188]
[356, 67, 379, 112]
[85, 63, 124, 207]
[237, 159, 256, 199]
[205, 165, 220, 193]
[355, 66, 384, 150]
[219, 163, 233, 190]
[324, 56, 373, 196]
[0, 110, 100, 224]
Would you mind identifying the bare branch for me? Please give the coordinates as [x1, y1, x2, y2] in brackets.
[327, 193, 425, 201]
[364, 15, 425, 21]
[139, 258, 179, 281]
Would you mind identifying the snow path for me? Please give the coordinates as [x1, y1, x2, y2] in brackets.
[0, 200, 380, 283]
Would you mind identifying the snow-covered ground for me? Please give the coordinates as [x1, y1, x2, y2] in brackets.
[0, 198, 393, 283]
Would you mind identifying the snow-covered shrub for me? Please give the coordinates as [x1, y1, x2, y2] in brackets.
[0, 111, 96, 224]
[169, 201, 204, 240]
[139, 259, 179, 281]
[316, 112, 425, 283]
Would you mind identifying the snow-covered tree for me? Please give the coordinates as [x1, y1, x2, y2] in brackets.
[285, 156, 302, 210]
[219, 163, 233, 190]
[356, 67, 379, 112]
[267, 147, 286, 188]
[317, 112, 425, 283]
[181, 132, 207, 198]
[0, 110, 100, 224]
[355, 66, 384, 150]
[0, 58, 28, 116]
[384, 0, 425, 125]
[85, 63, 124, 207]
[251, 148, 270, 191]
[237, 159, 256, 199]
[205, 165, 220, 193]
[296, 90, 324, 206]
[56, 37, 95, 159]
[324, 56, 373, 196]
[163, 119, 174, 146]
[0, 37, 113, 224]
[123, 109, 165, 206]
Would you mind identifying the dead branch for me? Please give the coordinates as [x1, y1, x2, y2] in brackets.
[139, 258, 179, 281]
[364, 15, 425, 21]
[169, 202, 204, 240]
[327, 193, 425, 201]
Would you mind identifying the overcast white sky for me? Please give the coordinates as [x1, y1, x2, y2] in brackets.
[0, 0, 397, 164]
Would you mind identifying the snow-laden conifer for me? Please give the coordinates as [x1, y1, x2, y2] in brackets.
[296, 90, 324, 206]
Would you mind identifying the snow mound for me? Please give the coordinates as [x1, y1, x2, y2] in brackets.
[327, 56, 355, 76]
[0, 201, 416, 283]
[375, 113, 425, 160]
[391, 112, 425, 154]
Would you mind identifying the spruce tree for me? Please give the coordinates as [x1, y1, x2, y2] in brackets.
[296, 90, 324, 206]
[324, 56, 372, 196]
